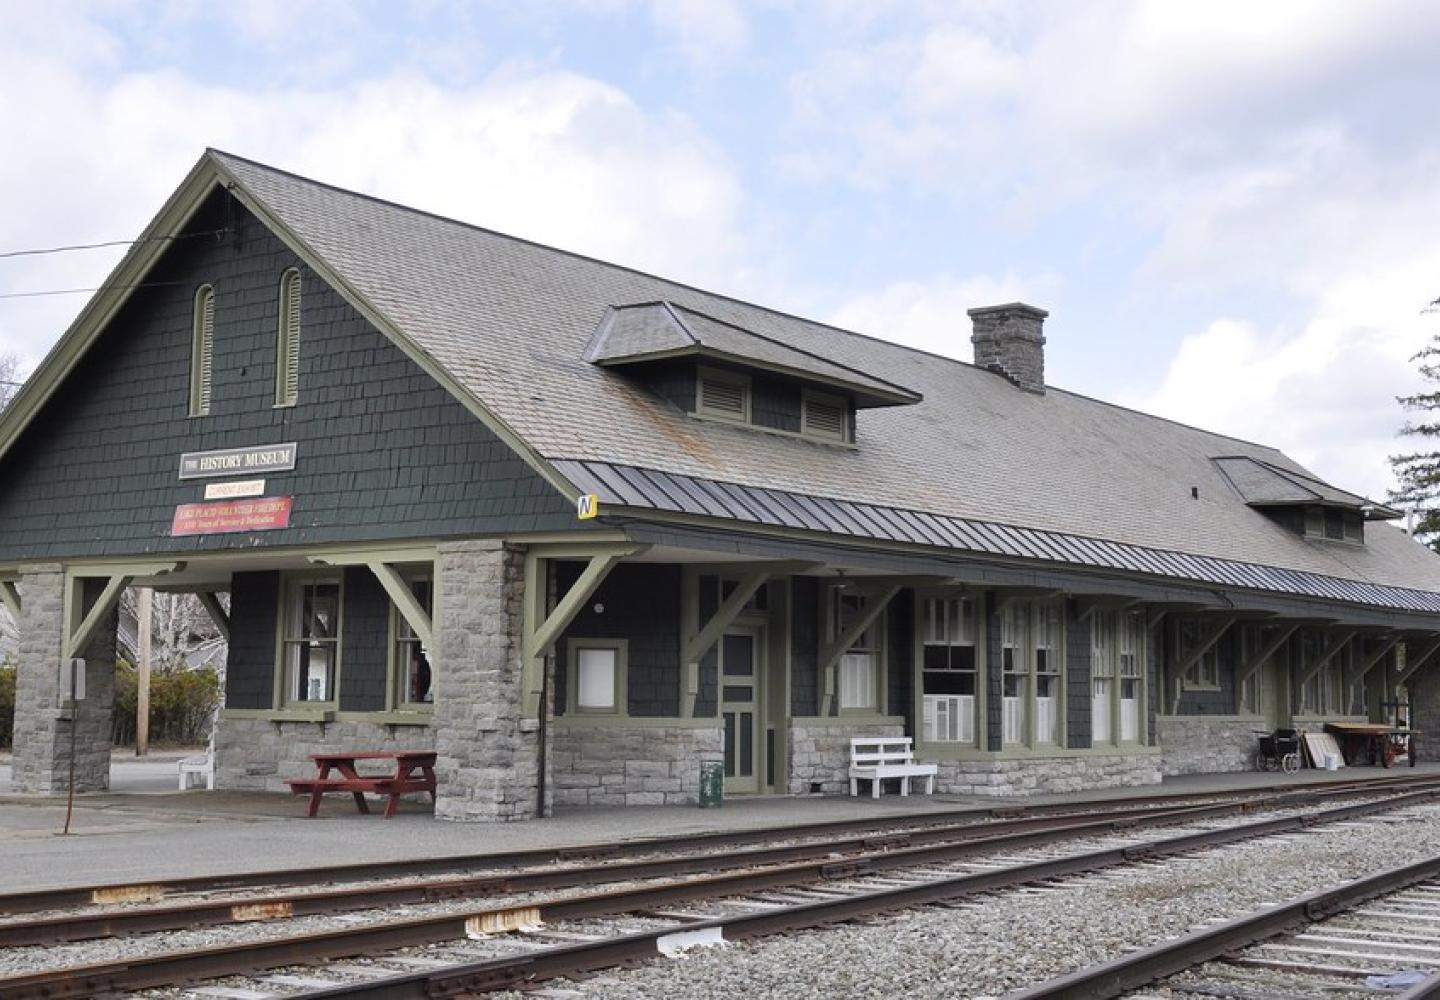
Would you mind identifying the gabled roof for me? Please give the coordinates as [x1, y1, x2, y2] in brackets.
[585, 301, 921, 407]
[4, 149, 1438, 610]
[1214, 456, 1400, 519]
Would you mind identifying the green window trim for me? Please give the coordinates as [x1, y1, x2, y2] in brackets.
[695, 366, 752, 424]
[567, 637, 628, 716]
[275, 268, 301, 407]
[1175, 617, 1222, 692]
[914, 589, 984, 750]
[189, 284, 215, 417]
[274, 571, 344, 710]
[1000, 598, 1066, 750]
[1089, 609, 1148, 747]
[826, 584, 886, 716]
[386, 567, 435, 713]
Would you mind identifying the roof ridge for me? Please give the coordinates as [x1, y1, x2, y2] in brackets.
[658, 300, 702, 347]
[205, 149, 1325, 471]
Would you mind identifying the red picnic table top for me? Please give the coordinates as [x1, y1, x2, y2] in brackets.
[288, 750, 437, 818]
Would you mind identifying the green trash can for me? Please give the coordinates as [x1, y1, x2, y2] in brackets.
[699, 760, 724, 809]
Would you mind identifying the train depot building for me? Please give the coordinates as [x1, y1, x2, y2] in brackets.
[4, 150, 1440, 822]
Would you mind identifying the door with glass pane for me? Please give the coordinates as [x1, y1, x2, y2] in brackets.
[720, 628, 762, 794]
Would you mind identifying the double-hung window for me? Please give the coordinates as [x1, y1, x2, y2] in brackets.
[1032, 604, 1061, 745]
[1001, 604, 1028, 746]
[832, 588, 883, 713]
[1092, 610, 1146, 744]
[1298, 631, 1348, 716]
[392, 574, 433, 709]
[1002, 600, 1065, 746]
[281, 577, 341, 705]
[920, 595, 978, 745]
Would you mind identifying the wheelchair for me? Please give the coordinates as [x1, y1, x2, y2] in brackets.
[1254, 728, 1301, 774]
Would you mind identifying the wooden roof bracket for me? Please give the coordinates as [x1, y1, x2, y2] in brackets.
[1394, 635, 1440, 688]
[819, 583, 904, 717]
[1235, 623, 1302, 689]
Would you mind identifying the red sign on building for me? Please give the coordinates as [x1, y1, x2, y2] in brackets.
[171, 496, 293, 536]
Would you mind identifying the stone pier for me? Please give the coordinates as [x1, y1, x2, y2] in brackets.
[11, 567, 118, 793]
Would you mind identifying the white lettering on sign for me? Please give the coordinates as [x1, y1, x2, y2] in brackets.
[205, 479, 266, 500]
[178, 443, 298, 480]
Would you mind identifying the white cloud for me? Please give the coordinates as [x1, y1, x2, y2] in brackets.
[0, 9, 747, 370]
[1121, 254, 1440, 501]
[647, 0, 749, 71]
[828, 272, 1053, 361]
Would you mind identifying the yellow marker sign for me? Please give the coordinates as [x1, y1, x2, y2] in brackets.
[577, 494, 599, 520]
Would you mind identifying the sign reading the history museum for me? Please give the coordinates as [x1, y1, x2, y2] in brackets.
[178, 443, 297, 480]
[171, 497, 293, 536]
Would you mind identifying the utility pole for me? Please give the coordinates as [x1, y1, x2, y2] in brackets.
[136, 586, 151, 756]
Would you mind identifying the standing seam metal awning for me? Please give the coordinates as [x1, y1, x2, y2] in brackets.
[550, 459, 1440, 615]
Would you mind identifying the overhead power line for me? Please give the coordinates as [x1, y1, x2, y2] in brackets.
[0, 229, 228, 260]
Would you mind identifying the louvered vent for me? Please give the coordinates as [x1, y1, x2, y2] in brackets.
[190, 285, 215, 417]
[276, 269, 301, 406]
[803, 396, 847, 441]
[699, 375, 748, 419]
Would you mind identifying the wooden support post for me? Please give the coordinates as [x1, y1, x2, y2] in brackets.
[521, 546, 643, 719]
[136, 586, 151, 757]
[1170, 615, 1236, 681]
[196, 590, 231, 643]
[1287, 629, 1354, 689]
[63, 574, 132, 661]
[1235, 624, 1300, 688]
[366, 561, 433, 649]
[819, 583, 903, 716]
[1394, 636, 1440, 688]
[1348, 634, 1402, 687]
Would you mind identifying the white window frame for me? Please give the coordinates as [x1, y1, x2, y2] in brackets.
[567, 638, 628, 716]
[1001, 599, 1065, 748]
[189, 284, 215, 417]
[918, 592, 981, 746]
[276, 573, 343, 708]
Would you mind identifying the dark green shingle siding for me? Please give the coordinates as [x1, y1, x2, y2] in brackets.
[0, 191, 575, 562]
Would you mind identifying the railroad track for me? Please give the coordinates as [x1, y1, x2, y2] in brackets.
[3, 785, 1438, 998]
[3, 775, 1433, 949]
[6, 772, 1421, 919]
[1009, 850, 1440, 999]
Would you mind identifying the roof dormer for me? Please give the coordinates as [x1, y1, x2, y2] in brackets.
[585, 301, 920, 445]
[1213, 455, 1400, 545]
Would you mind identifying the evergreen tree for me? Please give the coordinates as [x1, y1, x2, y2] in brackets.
[1390, 297, 1440, 549]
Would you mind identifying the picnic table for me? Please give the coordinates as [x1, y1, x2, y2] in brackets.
[286, 751, 437, 817]
[1324, 722, 1418, 769]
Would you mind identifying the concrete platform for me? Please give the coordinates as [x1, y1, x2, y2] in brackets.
[1, 758, 1435, 893]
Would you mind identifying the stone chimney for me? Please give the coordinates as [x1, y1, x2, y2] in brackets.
[968, 302, 1048, 394]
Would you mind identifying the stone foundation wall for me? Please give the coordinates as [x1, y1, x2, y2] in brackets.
[933, 753, 1161, 796]
[787, 722, 904, 795]
[550, 724, 723, 807]
[1156, 716, 1261, 775]
[215, 718, 435, 791]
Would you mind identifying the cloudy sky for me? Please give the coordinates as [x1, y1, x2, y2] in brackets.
[2, 1, 1438, 501]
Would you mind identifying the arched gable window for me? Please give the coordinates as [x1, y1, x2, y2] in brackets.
[275, 268, 301, 407]
[189, 284, 215, 417]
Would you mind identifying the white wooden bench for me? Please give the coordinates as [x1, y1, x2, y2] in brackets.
[848, 737, 937, 798]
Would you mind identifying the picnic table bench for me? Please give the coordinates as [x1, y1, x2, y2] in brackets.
[848, 737, 937, 798]
[286, 751, 437, 817]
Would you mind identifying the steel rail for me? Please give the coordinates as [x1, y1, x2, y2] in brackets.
[0, 770, 1426, 917]
[296, 790, 1440, 999]
[0, 798, 1234, 947]
[0, 776, 1421, 948]
[4, 779, 1391, 949]
[1004, 852, 1440, 1000]
[4, 789, 1434, 999]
